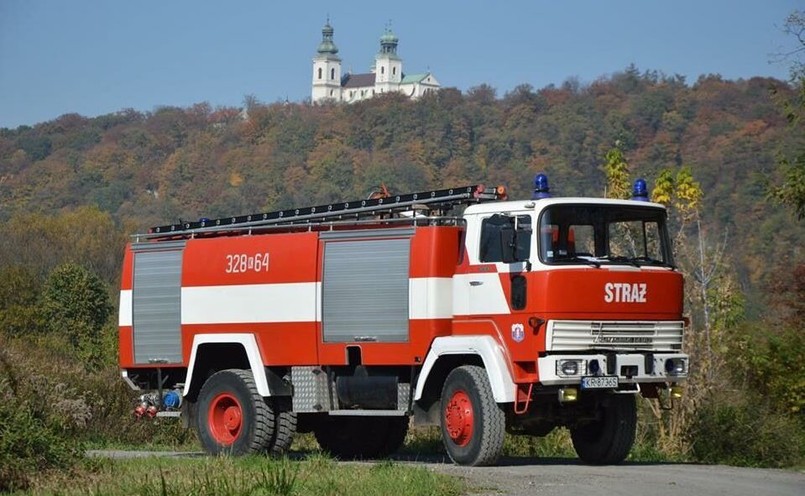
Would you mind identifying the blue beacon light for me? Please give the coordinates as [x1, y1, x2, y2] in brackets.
[632, 179, 649, 201]
[532, 173, 551, 199]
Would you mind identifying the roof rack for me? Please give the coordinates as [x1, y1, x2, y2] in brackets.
[143, 184, 507, 240]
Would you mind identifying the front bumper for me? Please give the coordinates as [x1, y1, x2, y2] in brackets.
[537, 352, 688, 386]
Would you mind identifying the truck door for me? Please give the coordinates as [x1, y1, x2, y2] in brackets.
[477, 213, 532, 312]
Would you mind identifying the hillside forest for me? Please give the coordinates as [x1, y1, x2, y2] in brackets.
[1, 39, 804, 490]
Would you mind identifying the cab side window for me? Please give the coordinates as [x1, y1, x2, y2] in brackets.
[479, 215, 508, 262]
[479, 214, 532, 263]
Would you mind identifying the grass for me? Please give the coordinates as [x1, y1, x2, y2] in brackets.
[10, 426, 707, 495]
[83, 425, 684, 463]
[21, 454, 463, 496]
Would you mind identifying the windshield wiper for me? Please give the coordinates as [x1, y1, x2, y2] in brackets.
[600, 255, 640, 267]
[560, 255, 601, 268]
[631, 256, 676, 270]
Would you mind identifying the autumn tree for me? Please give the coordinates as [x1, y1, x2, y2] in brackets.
[769, 10, 805, 219]
[602, 142, 631, 199]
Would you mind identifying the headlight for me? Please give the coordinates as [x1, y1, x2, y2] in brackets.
[557, 359, 584, 377]
[664, 358, 686, 375]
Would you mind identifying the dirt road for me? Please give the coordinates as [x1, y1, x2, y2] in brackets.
[423, 456, 804, 496]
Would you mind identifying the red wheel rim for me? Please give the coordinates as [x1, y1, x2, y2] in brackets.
[444, 389, 474, 446]
[208, 393, 242, 445]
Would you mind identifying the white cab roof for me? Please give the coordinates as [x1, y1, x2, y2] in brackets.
[464, 197, 667, 215]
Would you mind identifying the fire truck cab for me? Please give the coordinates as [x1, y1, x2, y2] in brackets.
[119, 177, 687, 466]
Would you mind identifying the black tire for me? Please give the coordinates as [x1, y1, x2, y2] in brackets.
[314, 416, 408, 459]
[267, 407, 297, 456]
[570, 393, 637, 464]
[439, 365, 505, 466]
[196, 369, 275, 455]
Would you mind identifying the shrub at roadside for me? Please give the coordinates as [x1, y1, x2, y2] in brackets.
[0, 265, 44, 337]
[0, 350, 84, 492]
[688, 394, 805, 467]
[0, 328, 197, 491]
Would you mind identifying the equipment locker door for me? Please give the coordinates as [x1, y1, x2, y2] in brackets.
[131, 241, 185, 364]
[321, 229, 412, 343]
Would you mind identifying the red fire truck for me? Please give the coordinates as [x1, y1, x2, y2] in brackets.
[119, 175, 687, 466]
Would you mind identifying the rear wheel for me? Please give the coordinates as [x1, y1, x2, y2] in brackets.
[570, 393, 637, 464]
[439, 365, 505, 466]
[196, 369, 274, 455]
[267, 407, 297, 456]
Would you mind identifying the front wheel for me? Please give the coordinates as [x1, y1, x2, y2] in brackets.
[196, 369, 275, 455]
[570, 393, 637, 464]
[439, 365, 505, 466]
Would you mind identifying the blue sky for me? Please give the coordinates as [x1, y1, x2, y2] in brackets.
[0, 0, 801, 128]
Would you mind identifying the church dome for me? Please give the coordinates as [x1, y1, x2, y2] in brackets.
[378, 27, 399, 56]
[380, 29, 398, 44]
[317, 21, 339, 55]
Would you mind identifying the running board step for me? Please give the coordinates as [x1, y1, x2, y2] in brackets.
[328, 409, 408, 417]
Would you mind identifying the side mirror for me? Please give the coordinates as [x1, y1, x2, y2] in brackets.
[500, 227, 516, 263]
[501, 224, 531, 263]
[515, 228, 532, 261]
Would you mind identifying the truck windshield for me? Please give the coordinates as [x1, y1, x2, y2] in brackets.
[538, 204, 674, 268]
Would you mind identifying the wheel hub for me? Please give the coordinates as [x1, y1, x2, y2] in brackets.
[445, 390, 473, 446]
[223, 405, 242, 431]
[209, 393, 242, 444]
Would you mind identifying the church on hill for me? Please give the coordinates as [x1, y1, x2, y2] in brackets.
[311, 21, 440, 104]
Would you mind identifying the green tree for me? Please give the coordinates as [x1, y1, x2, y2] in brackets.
[41, 263, 112, 364]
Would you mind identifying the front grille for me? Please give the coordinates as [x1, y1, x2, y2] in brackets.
[547, 320, 684, 352]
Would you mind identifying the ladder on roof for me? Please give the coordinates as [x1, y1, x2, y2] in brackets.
[144, 184, 507, 239]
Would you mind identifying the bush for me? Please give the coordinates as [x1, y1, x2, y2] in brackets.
[0, 332, 198, 491]
[0, 349, 83, 491]
[0, 265, 44, 336]
[688, 395, 805, 467]
[0, 406, 83, 492]
[727, 322, 805, 415]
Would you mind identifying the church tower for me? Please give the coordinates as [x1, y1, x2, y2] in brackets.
[373, 26, 402, 94]
[312, 20, 342, 103]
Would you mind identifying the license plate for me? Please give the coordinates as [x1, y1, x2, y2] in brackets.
[581, 376, 618, 389]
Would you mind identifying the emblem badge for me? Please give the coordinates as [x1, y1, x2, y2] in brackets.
[511, 323, 525, 343]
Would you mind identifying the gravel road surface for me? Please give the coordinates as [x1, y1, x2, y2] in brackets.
[425, 457, 804, 496]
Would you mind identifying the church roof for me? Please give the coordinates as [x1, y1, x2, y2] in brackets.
[401, 73, 429, 84]
[342, 73, 376, 88]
